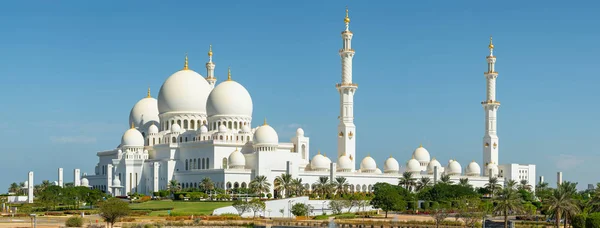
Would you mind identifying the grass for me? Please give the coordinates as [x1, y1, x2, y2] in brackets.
[129, 200, 232, 216]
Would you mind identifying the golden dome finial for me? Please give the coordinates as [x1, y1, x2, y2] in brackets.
[419, 144, 423, 148]
[412, 154, 415, 159]
[318, 150, 321, 155]
[344, 6, 350, 24]
[488, 35, 494, 50]
[183, 53, 189, 70]
[235, 147, 239, 152]
[130, 122, 135, 129]
[147, 87, 151, 98]
[227, 67, 232, 81]
[208, 44, 213, 57]
[263, 118, 267, 126]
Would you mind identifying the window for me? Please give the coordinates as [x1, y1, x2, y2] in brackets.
[185, 160, 188, 170]
[184, 120, 188, 129]
[206, 158, 210, 169]
[172, 137, 176, 143]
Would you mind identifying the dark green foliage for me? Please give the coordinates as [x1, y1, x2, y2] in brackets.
[586, 213, 600, 228]
[99, 198, 131, 228]
[572, 213, 587, 228]
[417, 183, 479, 202]
[370, 183, 407, 218]
[291, 203, 311, 217]
[65, 216, 83, 227]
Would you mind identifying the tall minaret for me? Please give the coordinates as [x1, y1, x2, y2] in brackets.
[482, 36, 500, 175]
[337, 7, 358, 171]
[206, 45, 217, 88]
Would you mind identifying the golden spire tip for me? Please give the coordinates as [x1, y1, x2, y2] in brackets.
[488, 35, 494, 50]
[344, 6, 350, 24]
[208, 44, 213, 57]
[419, 144, 423, 148]
[263, 117, 267, 126]
[227, 67, 232, 81]
[130, 122, 135, 129]
[147, 87, 151, 98]
[183, 53, 189, 70]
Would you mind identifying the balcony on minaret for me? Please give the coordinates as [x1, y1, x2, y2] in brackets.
[336, 83, 358, 88]
[481, 100, 501, 105]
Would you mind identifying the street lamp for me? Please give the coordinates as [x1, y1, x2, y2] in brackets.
[287, 200, 294, 219]
[29, 214, 37, 228]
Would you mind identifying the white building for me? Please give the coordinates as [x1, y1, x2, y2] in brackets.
[81, 8, 535, 196]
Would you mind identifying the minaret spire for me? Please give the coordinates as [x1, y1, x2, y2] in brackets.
[336, 6, 358, 171]
[482, 36, 500, 176]
[183, 53, 189, 70]
[227, 67, 232, 81]
[147, 87, 151, 98]
[206, 45, 216, 88]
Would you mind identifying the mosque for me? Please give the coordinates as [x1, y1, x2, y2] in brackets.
[75, 8, 536, 196]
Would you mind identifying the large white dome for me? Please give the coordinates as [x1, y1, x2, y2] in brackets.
[446, 160, 462, 175]
[253, 123, 278, 145]
[148, 124, 159, 134]
[466, 161, 481, 176]
[383, 156, 399, 173]
[311, 152, 330, 171]
[228, 148, 246, 169]
[406, 157, 421, 173]
[412, 145, 431, 163]
[360, 156, 377, 172]
[337, 154, 353, 171]
[81, 178, 89, 187]
[206, 76, 253, 118]
[157, 69, 211, 115]
[427, 158, 442, 174]
[129, 95, 159, 129]
[121, 128, 144, 147]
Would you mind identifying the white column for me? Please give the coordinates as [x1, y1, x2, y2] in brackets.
[27, 172, 34, 203]
[74, 169, 81, 187]
[153, 162, 160, 192]
[482, 37, 500, 175]
[58, 168, 64, 188]
[557, 172, 563, 186]
[107, 164, 113, 195]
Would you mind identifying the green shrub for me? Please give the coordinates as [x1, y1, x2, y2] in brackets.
[573, 213, 587, 228]
[65, 216, 83, 227]
[421, 201, 430, 210]
[334, 213, 356, 219]
[586, 213, 600, 228]
[313, 214, 329, 220]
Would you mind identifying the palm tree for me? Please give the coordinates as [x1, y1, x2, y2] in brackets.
[334, 177, 350, 196]
[545, 182, 580, 228]
[313, 176, 333, 198]
[199, 177, 214, 194]
[494, 187, 523, 228]
[249, 175, 271, 198]
[8, 182, 20, 194]
[19, 182, 25, 195]
[415, 177, 432, 192]
[505, 180, 518, 189]
[274, 174, 293, 198]
[440, 174, 452, 184]
[398, 172, 416, 190]
[168, 179, 181, 196]
[588, 183, 600, 212]
[485, 177, 502, 197]
[291, 178, 305, 196]
[518, 180, 532, 192]
[459, 178, 471, 187]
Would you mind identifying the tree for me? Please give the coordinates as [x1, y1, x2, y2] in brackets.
[485, 177, 502, 197]
[329, 200, 344, 214]
[233, 200, 251, 216]
[518, 179, 532, 192]
[398, 172, 416, 190]
[168, 180, 181, 196]
[430, 204, 450, 228]
[459, 178, 471, 188]
[505, 180, 518, 189]
[291, 178, 305, 196]
[342, 193, 366, 213]
[457, 198, 485, 228]
[7, 183, 20, 194]
[588, 183, 600, 212]
[416, 177, 432, 192]
[334, 177, 350, 196]
[98, 198, 130, 228]
[199, 177, 214, 195]
[313, 176, 333, 198]
[440, 174, 452, 184]
[370, 183, 406, 218]
[494, 187, 523, 228]
[291, 203, 312, 217]
[249, 198, 266, 218]
[274, 174, 292, 198]
[545, 182, 580, 228]
[249, 175, 271, 198]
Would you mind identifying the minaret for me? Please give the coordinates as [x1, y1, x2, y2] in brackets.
[206, 45, 217, 88]
[336, 7, 358, 171]
[482, 36, 500, 175]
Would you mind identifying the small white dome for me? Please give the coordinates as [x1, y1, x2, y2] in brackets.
[121, 128, 144, 147]
[228, 148, 246, 169]
[218, 124, 228, 133]
[446, 160, 462, 175]
[200, 125, 208, 133]
[158, 69, 211, 115]
[374, 168, 382, 174]
[360, 156, 377, 172]
[296, 128, 304, 137]
[112, 178, 122, 187]
[466, 161, 481, 176]
[486, 162, 499, 176]
[53, 181, 58, 186]
[311, 152, 330, 171]
[412, 145, 431, 163]
[383, 156, 399, 173]
[148, 124, 159, 134]
[253, 123, 279, 145]
[81, 178, 89, 187]
[406, 157, 421, 173]
[171, 123, 182, 133]
[206, 79, 253, 118]
[427, 158, 443, 174]
[241, 125, 251, 133]
[129, 96, 159, 129]
[23, 181, 29, 187]
[337, 154, 353, 171]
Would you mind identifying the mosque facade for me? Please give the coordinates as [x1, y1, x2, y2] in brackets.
[81, 9, 536, 196]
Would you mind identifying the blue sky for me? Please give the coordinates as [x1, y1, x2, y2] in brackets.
[1, 1, 598, 191]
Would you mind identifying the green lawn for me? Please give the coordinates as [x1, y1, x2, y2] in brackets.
[129, 200, 232, 216]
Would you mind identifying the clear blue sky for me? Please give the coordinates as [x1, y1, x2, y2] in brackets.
[1, 1, 598, 191]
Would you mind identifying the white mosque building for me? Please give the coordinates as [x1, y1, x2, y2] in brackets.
[73, 9, 535, 196]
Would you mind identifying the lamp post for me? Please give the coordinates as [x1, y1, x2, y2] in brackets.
[29, 214, 37, 228]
